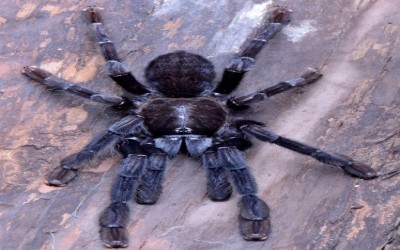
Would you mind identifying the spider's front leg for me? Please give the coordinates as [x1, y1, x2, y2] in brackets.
[100, 140, 168, 247]
[239, 121, 378, 179]
[47, 115, 144, 186]
[202, 151, 233, 201]
[207, 147, 271, 240]
[100, 154, 146, 248]
[135, 152, 168, 204]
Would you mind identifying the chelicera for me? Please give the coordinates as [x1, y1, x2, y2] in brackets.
[22, 6, 377, 248]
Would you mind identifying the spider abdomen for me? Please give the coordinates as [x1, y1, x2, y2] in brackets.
[140, 97, 226, 136]
[145, 51, 216, 97]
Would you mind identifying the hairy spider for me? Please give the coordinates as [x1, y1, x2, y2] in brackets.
[22, 6, 377, 248]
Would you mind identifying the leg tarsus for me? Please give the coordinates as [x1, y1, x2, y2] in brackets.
[83, 6, 103, 23]
[343, 160, 378, 180]
[240, 122, 378, 180]
[269, 6, 292, 24]
[240, 219, 270, 241]
[99, 202, 130, 248]
[239, 195, 270, 241]
[300, 68, 323, 85]
[100, 227, 129, 248]
[47, 167, 77, 186]
[22, 66, 51, 82]
[313, 151, 378, 179]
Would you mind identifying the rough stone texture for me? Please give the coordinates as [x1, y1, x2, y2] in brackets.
[0, 0, 399, 249]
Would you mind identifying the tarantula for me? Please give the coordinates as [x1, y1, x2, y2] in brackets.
[22, 6, 377, 248]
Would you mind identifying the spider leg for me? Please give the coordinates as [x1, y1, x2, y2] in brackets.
[100, 154, 146, 248]
[217, 147, 270, 240]
[135, 152, 168, 204]
[239, 121, 378, 179]
[227, 68, 322, 110]
[22, 66, 134, 109]
[84, 7, 149, 95]
[213, 7, 291, 95]
[48, 115, 144, 186]
[117, 138, 170, 205]
[201, 150, 233, 201]
[134, 136, 185, 204]
[99, 138, 169, 247]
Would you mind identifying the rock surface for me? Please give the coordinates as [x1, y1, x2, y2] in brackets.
[0, 0, 399, 249]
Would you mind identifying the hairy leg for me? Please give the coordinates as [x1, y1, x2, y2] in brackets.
[84, 7, 149, 95]
[100, 154, 147, 248]
[22, 66, 134, 109]
[213, 7, 291, 95]
[239, 121, 378, 179]
[116, 138, 170, 205]
[217, 147, 270, 240]
[48, 115, 144, 186]
[201, 151, 233, 201]
[135, 153, 168, 204]
[227, 68, 322, 110]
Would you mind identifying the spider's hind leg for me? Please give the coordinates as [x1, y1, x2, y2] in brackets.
[84, 6, 149, 95]
[213, 7, 291, 95]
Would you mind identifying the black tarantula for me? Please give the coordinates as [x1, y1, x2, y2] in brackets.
[22, 6, 377, 248]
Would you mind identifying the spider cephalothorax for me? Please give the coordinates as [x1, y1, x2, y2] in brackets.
[140, 97, 226, 136]
[22, 6, 377, 248]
